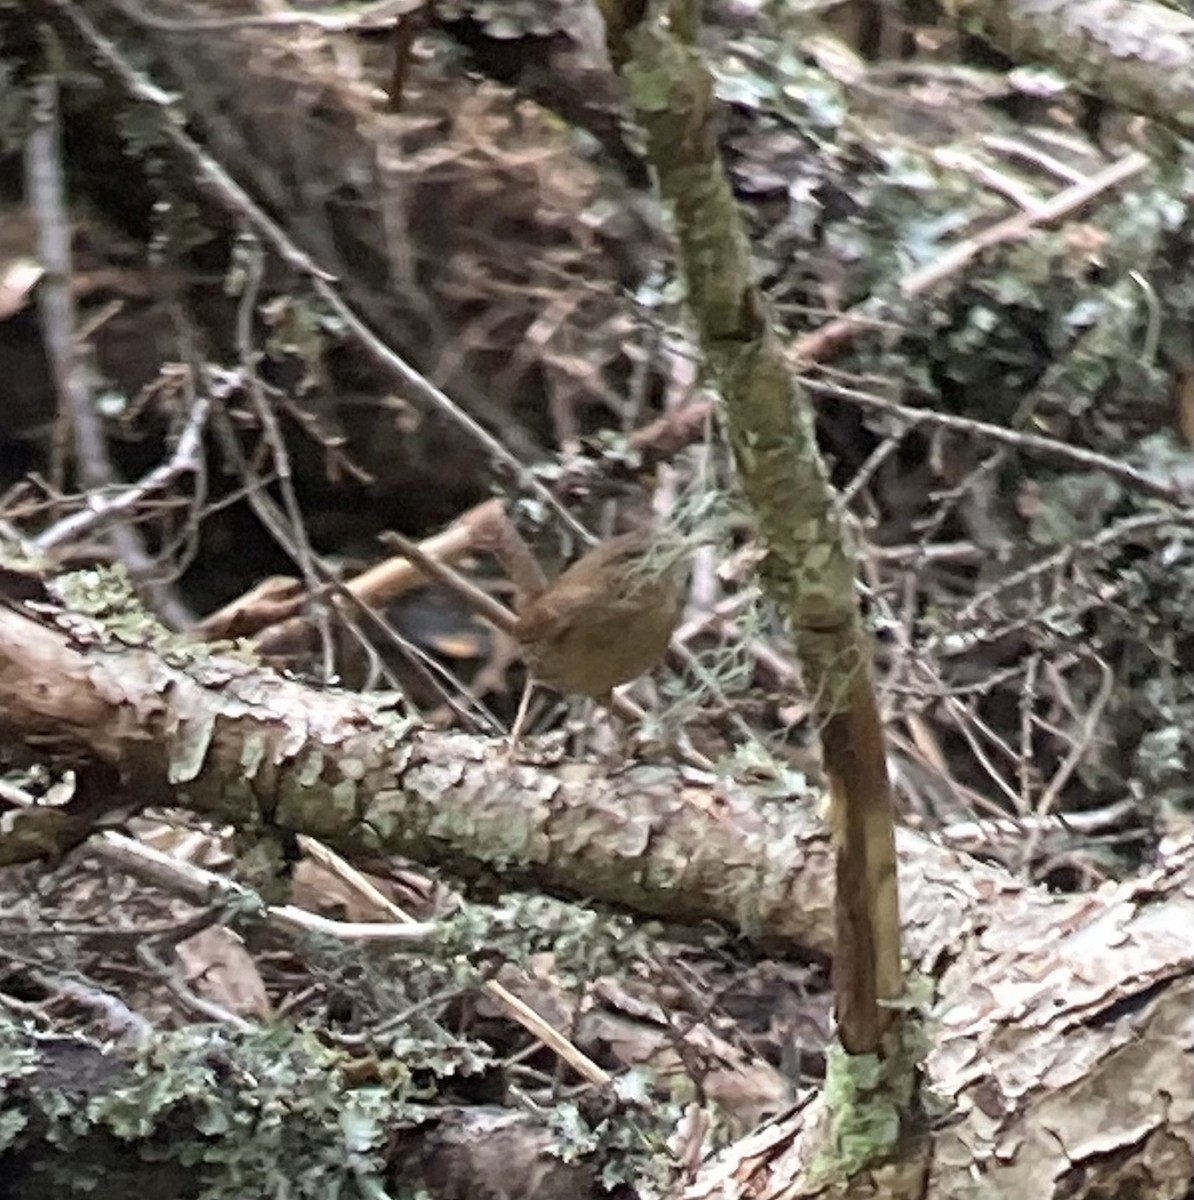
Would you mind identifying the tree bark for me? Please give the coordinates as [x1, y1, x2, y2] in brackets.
[593, 21, 904, 1181]
[1, 590, 1192, 1198]
[958, 0, 1194, 140]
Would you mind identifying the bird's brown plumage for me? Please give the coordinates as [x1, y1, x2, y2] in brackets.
[513, 529, 686, 701]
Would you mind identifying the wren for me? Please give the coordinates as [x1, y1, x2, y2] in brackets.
[513, 529, 686, 704]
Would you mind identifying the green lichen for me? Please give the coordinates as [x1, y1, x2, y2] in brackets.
[811, 1013, 932, 1182]
[51, 566, 259, 670]
[811, 1046, 901, 1181]
[0, 1031, 38, 1152]
[54, 566, 159, 646]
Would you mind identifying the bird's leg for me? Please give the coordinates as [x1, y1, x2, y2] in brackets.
[505, 677, 537, 761]
[591, 691, 638, 772]
[610, 684, 687, 767]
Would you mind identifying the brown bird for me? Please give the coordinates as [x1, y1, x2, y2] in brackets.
[513, 528, 687, 704]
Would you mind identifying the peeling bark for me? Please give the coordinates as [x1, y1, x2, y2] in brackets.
[1, 591, 1192, 1197]
[685, 847, 1194, 1199]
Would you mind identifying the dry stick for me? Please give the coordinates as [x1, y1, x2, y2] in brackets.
[25, 73, 193, 628]
[0, 259, 44, 320]
[27, 77, 111, 496]
[219, 496, 508, 652]
[34, 391, 211, 552]
[899, 151, 1150, 295]
[300, 836, 614, 1089]
[953, 509, 1188, 627]
[328, 576, 507, 734]
[981, 135, 1088, 186]
[471, 508, 550, 599]
[931, 146, 1044, 214]
[137, 936, 255, 1032]
[195, 576, 305, 641]
[808, 378, 1186, 504]
[250, 499, 506, 656]
[207, 238, 341, 676]
[186, 415, 505, 730]
[108, 0, 421, 34]
[792, 151, 1150, 363]
[353, 501, 510, 609]
[1018, 653, 1116, 874]
[44, 0, 589, 546]
[0, 778, 438, 946]
[938, 796, 1138, 847]
[435, 503, 550, 750]
[232, 238, 323, 615]
[379, 530, 518, 637]
[378, 531, 550, 752]
[52, 978, 154, 1045]
[1017, 652, 1041, 818]
[377, 529, 562, 751]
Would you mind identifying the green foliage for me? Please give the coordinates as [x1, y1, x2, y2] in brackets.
[438, 892, 656, 985]
[817, 1047, 901, 1178]
[713, 38, 848, 133]
[55, 565, 161, 642]
[1025, 474, 1124, 547]
[545, 1092, 682, 1193]
[712, 27, 1194, 448]
[1107, 517, 1194, 818]
[1025, 479, 1194, 818]
[0, 1018, 425, 1199]
[170, 1026, 400, 1199]
[811, 1013, 932, 1182]
[0, 1032, 38, 1151]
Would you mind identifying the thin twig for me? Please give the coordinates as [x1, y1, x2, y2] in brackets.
[802, 377, 1187, 506]
[791, 152, 1150, 364]
[1019, 654, 1116, 872]
[108, 0, 422, 34]
[25, 71, 192, 627]
[955, 511, 1187, 626]
[900, 152, 1150, 295]
[34, 391, 211, 552]
[379, 531, 518, 634]
[230, 235, 335, 676]
[0, 777, 439, 945]
[932, 147, 1044, 214]
[301, 833, 615, 1090]
[982, 135, 1087, 186]
[43, 0, 589, 543]
[613, 372, 1189, 507]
